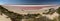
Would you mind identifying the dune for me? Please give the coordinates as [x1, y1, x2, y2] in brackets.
[0, 5, 59, 21]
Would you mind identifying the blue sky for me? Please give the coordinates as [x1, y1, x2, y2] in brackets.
[0, 0, 60, 5]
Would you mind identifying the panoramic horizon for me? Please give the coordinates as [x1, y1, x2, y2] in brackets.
[0, 0, 60, 21]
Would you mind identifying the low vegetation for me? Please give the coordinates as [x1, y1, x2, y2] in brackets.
[0, 5, 60, 21]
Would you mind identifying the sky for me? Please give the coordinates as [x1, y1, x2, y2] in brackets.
[0, 0, 60, 5]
